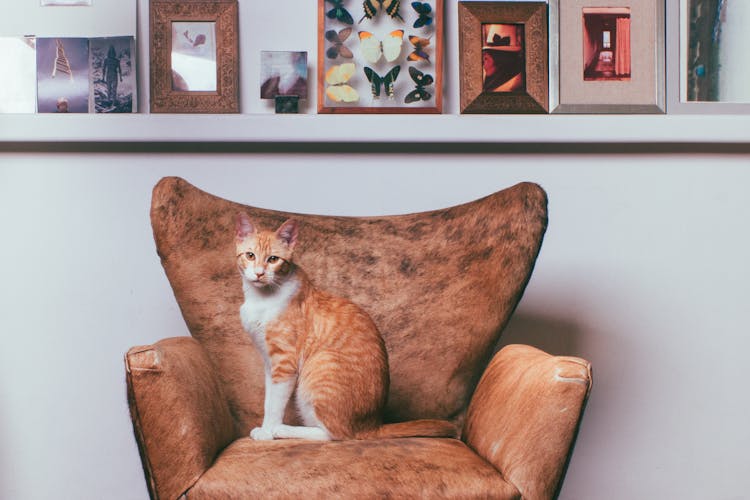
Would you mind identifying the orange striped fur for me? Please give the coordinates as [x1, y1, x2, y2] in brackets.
[235, 214, 455, 441]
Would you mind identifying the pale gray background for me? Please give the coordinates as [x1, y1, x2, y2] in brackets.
[2, 0, 750, 499]
[2, 153, 749, 500]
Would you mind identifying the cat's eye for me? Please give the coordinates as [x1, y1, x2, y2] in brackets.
[267, 256, 279, 264]
[245, 252, 255, 261]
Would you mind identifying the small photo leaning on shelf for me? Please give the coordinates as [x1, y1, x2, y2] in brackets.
[0, 37, 37, 113]
[90, 36, 137, 112]
[260, 51, 308, 113]
[37, 37, 90, 113]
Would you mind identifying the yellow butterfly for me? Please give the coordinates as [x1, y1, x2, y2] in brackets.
[325, 63, 359, 103]
[358, 30, 404, 64]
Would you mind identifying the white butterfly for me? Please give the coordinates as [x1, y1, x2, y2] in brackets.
[358, 30, 403, 64]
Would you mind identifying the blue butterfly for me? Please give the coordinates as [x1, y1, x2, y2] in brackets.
[411, 2, 433, 29]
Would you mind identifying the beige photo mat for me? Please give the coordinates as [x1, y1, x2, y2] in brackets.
[557, 0, 664, 113]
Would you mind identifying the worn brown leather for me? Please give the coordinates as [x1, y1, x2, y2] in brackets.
[126, 337, 236, 500]
[148, 176, 548, 431]
[126, 177, 592, 499]
[463, 344, 593, 500]
[187, 438, 521, 499]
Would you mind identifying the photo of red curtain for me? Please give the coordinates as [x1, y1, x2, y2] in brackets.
[615, 16, 631, 76]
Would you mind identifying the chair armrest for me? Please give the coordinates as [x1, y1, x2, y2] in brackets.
[463, 344, 592, 500]
[125, 337, 236, 500]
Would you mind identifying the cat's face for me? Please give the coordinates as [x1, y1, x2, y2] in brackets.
[236, 214, 298, 288]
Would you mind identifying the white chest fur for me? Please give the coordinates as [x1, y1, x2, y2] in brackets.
[239, 276, 299, 359]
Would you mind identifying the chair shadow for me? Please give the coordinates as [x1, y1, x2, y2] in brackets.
[494, 312, 586, 358]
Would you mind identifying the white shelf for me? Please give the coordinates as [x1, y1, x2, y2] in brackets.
[1, 113, 749, 144]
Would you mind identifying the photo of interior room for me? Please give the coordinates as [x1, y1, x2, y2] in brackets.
[582, 7, 631, 81]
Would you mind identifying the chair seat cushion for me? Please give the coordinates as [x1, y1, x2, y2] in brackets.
[187, 437, 520, 499]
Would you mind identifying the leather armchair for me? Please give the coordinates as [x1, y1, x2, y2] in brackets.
[126, 177, 591, 499]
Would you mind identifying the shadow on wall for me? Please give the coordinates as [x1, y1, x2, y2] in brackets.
[0, 410, 10, 496]
[495, 312, 585, 358]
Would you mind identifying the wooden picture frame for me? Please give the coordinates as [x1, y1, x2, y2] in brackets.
[459, 2, 548, 114]
[317, 0, 443, 114]
[150, 0, 239, 113]
[556, 0, 664, 113]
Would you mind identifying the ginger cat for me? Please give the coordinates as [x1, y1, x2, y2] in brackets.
[235, 213, 456, 441]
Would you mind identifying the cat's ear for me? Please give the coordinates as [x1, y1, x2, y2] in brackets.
[276, 219, 299, 249]
[236, 212, 256, 239]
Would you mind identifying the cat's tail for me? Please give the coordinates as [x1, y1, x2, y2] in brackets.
[359, 419, 458, 440]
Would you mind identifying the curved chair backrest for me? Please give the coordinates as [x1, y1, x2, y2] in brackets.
[150, 177, 547, 434]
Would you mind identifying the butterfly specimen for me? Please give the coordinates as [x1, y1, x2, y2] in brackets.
[410, 2, 432, 29]
[404, 66, 433, 103]
[359, 0, 404, 23]
[358, 30, 403, 64]
[325, 28, 354, 59]
[364, 65, 401, 99]
[325, 63, 359, 102]
[407, 35, 430, 62]
[326, 0, 354, 25]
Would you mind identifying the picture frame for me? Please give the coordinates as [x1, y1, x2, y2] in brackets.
[556, 0, 665, 113]
[459, 1, 549, 114]
[150, 0, 239, 113]
[317, 0, 443, 114]
[667, 0, 750, 114]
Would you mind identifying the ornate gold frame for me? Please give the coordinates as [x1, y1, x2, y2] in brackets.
[459, 1, 548, 114]
[150, 0, 239, 113]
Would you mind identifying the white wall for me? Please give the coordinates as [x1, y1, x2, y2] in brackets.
[1, 151, 749, 499]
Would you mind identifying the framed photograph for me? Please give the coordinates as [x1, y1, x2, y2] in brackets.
[317, 0, 443, 114]
[260, 51, 308, 100]
[150, 0, 239, 113]
[556, 0, 664, 113]
[458, 1, 548, 113]
[668, 0, 750, 113]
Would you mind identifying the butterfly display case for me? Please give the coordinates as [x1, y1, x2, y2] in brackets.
[318, 0, 443, 113]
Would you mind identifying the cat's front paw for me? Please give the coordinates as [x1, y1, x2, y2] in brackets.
[250, 426, 274, 441]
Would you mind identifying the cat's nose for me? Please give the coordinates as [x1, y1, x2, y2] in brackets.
[254, 268, 265, 277]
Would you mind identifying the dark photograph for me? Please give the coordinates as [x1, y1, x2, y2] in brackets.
[89, 36, 135, 113]
[686, 0, 749, 102]
[481, 23, 525, 93]
[582, 7, 631, 81]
